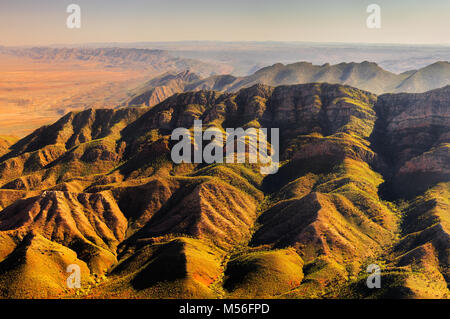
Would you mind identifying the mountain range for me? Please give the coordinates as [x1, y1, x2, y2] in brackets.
[127, 61, 450, 107]
[0, 82, 448, 298]
[69, 42, 450, 75]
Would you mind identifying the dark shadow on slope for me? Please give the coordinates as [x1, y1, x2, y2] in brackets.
[131, 240, 188, 290]
[261, 155, 344, 194]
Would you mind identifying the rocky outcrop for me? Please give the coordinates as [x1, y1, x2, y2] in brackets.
[372, 86, 450, 198]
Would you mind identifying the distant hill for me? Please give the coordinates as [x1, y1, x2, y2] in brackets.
[0, 47, 230, 77]
[127, 70, 202, 107]
[127, 61, 450, 107]
[396, 61, 450, 93]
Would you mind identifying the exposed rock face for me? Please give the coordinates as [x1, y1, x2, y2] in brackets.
[0, 83, 448, 299]
[373, 86, 450, 198]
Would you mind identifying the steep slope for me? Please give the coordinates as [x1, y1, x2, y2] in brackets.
[372, 85, 450, 199]
[0, 107, 148, 191]
[0, 191, 127, 272]
[0, 83, 448, 299]
[127, 70, 202, 107]
[396, 62, 450, 93]
[223, 248, 304, 298]
[0, 190, 127, 298]
[0, 232, 92, 298]
[0, 136, 17, 157]
[330, 86, 450, 299]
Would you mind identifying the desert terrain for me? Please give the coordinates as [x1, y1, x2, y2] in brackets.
[0, 54, 150, 136]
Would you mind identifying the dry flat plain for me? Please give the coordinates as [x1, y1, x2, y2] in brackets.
[0, 55, 151, 137]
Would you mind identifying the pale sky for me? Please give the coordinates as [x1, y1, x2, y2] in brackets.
[0, 0, 449, 46]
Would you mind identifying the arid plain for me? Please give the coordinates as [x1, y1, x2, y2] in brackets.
[0, 55, 154, 136]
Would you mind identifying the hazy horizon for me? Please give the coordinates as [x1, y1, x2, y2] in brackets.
[1, 0, 449, 46]
[3, 40, 450, 49]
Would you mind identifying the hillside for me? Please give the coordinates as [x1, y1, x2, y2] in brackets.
[396, 62, 450, 93]
[0, 137, 17, 157]
[0, 83, 448, 298]
[127, 62, 450, 107]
